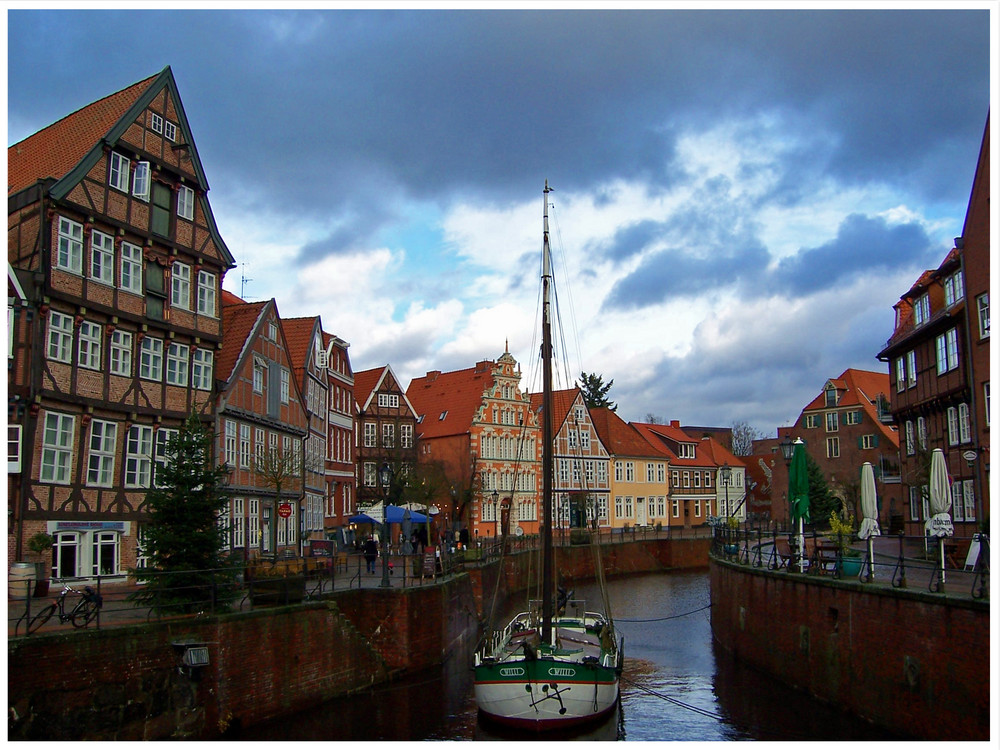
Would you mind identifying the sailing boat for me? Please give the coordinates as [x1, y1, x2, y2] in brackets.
[473, 182, 623, 730]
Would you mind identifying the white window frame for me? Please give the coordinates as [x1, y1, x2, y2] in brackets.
[163, 120, 177, 141]
[47, 311, 74, 363]
[8, 424, 22, 473]
[139, 336, 163, 381]
[232, 497, 246, 549]
[109, 152, 130, 192]
[166, 342, 190, 386]
[150, 112, 164, 133]
[40, 411, 75, 484]
[197, 270, 217, 316]
[958, 402, 971, 444]
[171, 262, 191, 309]
[978, 293, 990, 339]
[132, 160, 150, 201]
[225, 419, 237, 467]
[192, 348, 213, 390]
[895, 356, 905, 392]
[87, 419, 118, 487]
[90, 230, 115, 285]
[826, 436, 840, 458]
[109, 330, 133, 377]
[914, 293, 930, 326]
[280, 367, 290, 404]
[125, 425, 154, 488]
[377, 393, 400, 409]
[905, 420, 915, 455]
[56, 216, 84, 274]
[239, 424, 251, 468]
[825, 412, 839, 432]
[400, 423, 413, 448]
[120, 241, 143, 294]
[177, 185, 195, 221]
[154, 428, 178, 488]
[77, 320, 102, 370]
[944, 270, 964, 306]
[253, 359, 264, 393]
[936, 329, 959, 374]
[364, 422, 377, 448]
[946, 407, 959, 446]
[906, 350, 917, 387]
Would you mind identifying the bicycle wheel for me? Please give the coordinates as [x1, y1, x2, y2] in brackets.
[26, 604, 57, 635]
[71, 598, 98, 628]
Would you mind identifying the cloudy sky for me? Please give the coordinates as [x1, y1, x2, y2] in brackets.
[8, 7, 992, 433]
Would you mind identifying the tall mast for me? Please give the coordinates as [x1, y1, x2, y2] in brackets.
[541, 180, 554, 643]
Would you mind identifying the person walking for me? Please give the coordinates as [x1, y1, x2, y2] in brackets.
[363, 537, 378, 574]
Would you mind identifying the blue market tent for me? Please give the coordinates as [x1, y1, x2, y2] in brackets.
[348, 506, 429, 525]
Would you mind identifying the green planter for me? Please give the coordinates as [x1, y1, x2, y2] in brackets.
[837, 557, 863, 577]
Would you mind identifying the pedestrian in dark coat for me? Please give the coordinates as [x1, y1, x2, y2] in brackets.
[363, 537, 378, 573]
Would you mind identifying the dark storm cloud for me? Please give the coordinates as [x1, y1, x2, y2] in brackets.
[9, 9, 988, 228]
[771, 215, 937, 295]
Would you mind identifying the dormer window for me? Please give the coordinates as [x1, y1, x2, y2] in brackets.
[914, 293, 931, 326]
[825, 386, 839, 407]
[944, 271, 964, 307]
[439, 411, 448, 421]
[677, 443, 695, 459]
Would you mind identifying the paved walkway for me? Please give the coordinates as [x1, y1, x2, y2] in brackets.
[733, 533, 989, 601]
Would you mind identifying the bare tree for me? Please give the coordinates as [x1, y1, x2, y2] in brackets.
[730, 420, 766, 456]
[253, 439, 304, 559]
[644, 413, 663, 424]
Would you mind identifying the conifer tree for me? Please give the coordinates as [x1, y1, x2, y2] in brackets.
[129, 413, 238, 614]
[578, 372, 616, 411]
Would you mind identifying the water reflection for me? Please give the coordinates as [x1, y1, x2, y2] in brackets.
[236, 570, 899, 741]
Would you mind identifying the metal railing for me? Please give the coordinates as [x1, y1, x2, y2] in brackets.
[710, 522, 989, 599]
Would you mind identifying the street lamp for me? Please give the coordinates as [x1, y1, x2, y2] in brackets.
[379, 462, 392, 588]
[492, 489, 499, 539]
[720, 463, 732, 518]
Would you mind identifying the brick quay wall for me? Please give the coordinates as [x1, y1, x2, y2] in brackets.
[709, 556, 989, 740]
[9, 537, 706, 740]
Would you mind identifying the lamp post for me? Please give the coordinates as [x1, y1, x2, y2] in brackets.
[492, 489, 499, 539]
[379, 462, 392, 588]
[720, 463, 731, 518]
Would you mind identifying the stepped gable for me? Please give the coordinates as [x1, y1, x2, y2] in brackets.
[406, 361, 497, 439]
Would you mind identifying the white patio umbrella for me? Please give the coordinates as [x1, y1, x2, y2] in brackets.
[924, 448, 954, 583]
[857, 462, 881, 579]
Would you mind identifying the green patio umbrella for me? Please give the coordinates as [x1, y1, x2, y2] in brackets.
[788, 439, 809, 572]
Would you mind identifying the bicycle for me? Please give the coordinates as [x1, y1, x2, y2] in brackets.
[24, 583, 103, 634]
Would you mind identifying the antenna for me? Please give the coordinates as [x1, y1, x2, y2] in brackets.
[240, 262, 253, 299]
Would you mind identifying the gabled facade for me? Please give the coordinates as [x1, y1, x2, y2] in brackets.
[529, 388, 611, 530]
[7, 67, 235, 575]
[406, 347, 541, 538]
[590, 409, 672, 530]
[791, 368, 901, 527]
[216, 291, 307, 559]
[878, 115, 990, 539]
[633, 421, 718, 528]
[321, 331, 355, 545]
[697, 436, 748, 521]
[281, 316, 330, 547]
[354, 364, 419, 510]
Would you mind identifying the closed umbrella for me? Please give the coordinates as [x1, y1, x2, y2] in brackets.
[788, 439, 809, 573]
[401, 508, 414, 555]
[925, 448, 954, 583]
[858, 462, 881, 580]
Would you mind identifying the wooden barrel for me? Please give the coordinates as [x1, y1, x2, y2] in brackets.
[9, 562, 35, 599]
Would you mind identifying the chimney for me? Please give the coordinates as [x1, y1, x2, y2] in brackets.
[425, 370, 440, 382]
[670, 420, 680, 428]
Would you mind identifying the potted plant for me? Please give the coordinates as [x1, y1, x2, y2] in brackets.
[828, 512, 862, 576]
[27, 532, 54, 597]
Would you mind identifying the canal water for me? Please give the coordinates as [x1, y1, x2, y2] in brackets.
[239, 570, 899, 741]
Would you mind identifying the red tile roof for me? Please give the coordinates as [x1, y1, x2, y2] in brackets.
[590, 408, 665, 458]
[632, 422, 711, 467]
[406, 362, 497, 440]
[281, 316, 321, 379]
[218, 296, 269, 381]
[354, 367, 387, 410]
[799, 368, 899, 448]
[528, 388, 581, 431]
[8, 73, 158, 195]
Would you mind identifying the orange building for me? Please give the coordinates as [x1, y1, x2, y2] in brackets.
[406, 347, 541, 539]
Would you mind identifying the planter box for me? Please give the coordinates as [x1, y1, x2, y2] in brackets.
[837, 557, 863, 577]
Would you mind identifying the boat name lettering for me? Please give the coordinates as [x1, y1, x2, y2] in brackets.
[499, 667, 525, 677]
[547, 667, 576, 677]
